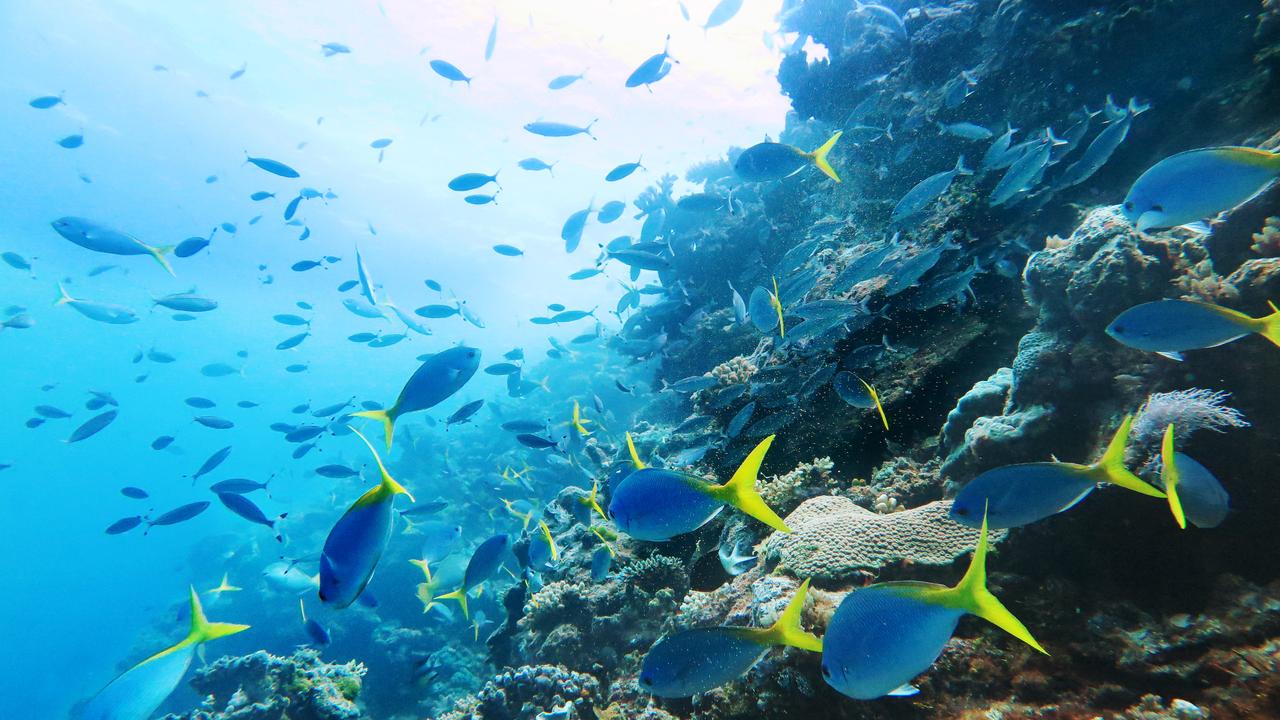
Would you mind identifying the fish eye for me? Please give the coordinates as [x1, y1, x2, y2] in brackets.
[1112, 324, 1125, 334]
[954, 506, 969, 516]
[1122, 201, 1133, 210]
[821, 665, 831, 678]
[1151, 204, 1163, 212]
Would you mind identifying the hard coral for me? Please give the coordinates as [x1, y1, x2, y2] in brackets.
[163, 649, 366, 720]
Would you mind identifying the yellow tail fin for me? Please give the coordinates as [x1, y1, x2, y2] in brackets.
[770, 276, 785, 338]
[626, 432, 645, 469]
[149, 244, 176, 276]
[582, 481, 607, 520]
[708, 435, 790, 533]
[410, 558, 433, 581]
[858, 376, 889, 430]
[736, 578, 823, 651]
[436, 587, 470, 619]
[538, 521, 559, 562]
[1160, 424, 1187, 529]
[351, 408, 396, 451]
[1092, 415, 1165, 498]
[949, 514, 1047, 654]
[55, 282, 74, 306]
[350, 426, 415, 503]
[806, 130, 843, 183]
[145, 587, 249, 664]
[1260, 301, 1280, 348]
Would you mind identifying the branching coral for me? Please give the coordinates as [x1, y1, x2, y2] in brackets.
[1130, 389, 1250, 454]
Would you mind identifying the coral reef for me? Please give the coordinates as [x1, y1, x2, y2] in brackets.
[762, 496, 1001, 584]
[437, 665, 600, 720]
[162, 649, 365, 720]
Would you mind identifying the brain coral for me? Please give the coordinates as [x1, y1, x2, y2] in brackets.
[762, 496, 1005, 582]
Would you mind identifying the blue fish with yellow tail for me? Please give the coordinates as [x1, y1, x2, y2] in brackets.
[436, 533, 512, 619]
[81, 587, 248, 720]
[1107, 299, 1280, 358]
[318, 427, 414, 608]
[734, 131, 843, 183]
[641, 579, 821, 697]
[822, 513, 1045, 700]
[1160, 425, 1230, 529]
[609, 435, 789, 541]
[351, 345, 480, 449]
[951, 415, 1165, 529]
[1121, 146, 1280, 232]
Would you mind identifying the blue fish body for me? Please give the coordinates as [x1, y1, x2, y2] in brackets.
[822, 584, 964, 699]
[1170, 452, 1230, 528]
[82, 589, 247, 720]
[951, 463, 1095, 529]
[1122, 146, 1280, 231]
[352, 346, 480, 449]
[641, 628, 770, 697]
[319, 430, 413, 608]
[610, 468, 725, 541]
[1107, 299, 1280, 354]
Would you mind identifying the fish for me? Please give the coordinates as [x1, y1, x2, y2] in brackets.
[666, 375, 719, 393]
[703, 0, 744, 29]
[300, 599, 330, 646]
[430, 59, 471, 85]
[606, 158, 644, 181]
[79, 588, 247, 720]
[851, 1, 908, 43]
[465, 194, 497, 205]
[640, 579, 820, 697]
[1122, 146, 1280, 231]
[980, 124, 1021, 173]
[194, 416, 234, 430]
[990, 135, 1053, 206]
[274, 313, 309, 326]
[106, 516, 144, 535]
[35, 405, 72, 419]
[891, 156, 972, 223]
[51, 217, 174, 274]
[319, 428, 415, 608]
[446, 399, 485, 426]
[718, 536, 759, 575]
[1106, 299, 1280, 358]
[185, 397, 216, 409]
[354, 245, 378, 307]
[370, 138, 392, 149]
[121, 486, 149, 499]
[937, 121, 993, 140]
[676, 193, 726, 212]
[591, 546, 613, 581]
[321, 42, 351, 56]
[734, 131, 842, 182]
[1056, 111, 1134, 190]
[609, 249, 670, 271]
[209, 477, 272, 495]
[626, 35, 676, 89]
[524, 119, 597, 139]
[609, 436, 789, 541]
[449, 172, 500, 191]
[2, 251, 34, 271]
[200, 363, 239, 378]
[217, 492, 286, 541]
[528, 521, 560, 573]
[56, 285, 140, 324]
[951, 415, 1166, 529]
[29, 94, 64, 109]
[435, 534, 512, 618]
[352, 346, 480, 449]
[146, 501, 211, 531]
[66, 410, 118, 443]
[725, 401, 756, 440]
[151, 436, 175, 450]
[597, 201, 627, 224]
[832, 373, 888, 429]
[343, 297, 386, 320]
[1, 314, 34, 331]
[562, 204, 593, 253]
[191, 446, 233, 482]
[246, 155, 299, 178]
[264, 562, 320, 595]
[486, 363, 522, 376]
[57, 133, 84, 149]
[284, 195, 304, 221]
[747, 279, 785, 337]
[276, 331, 310, 350]
[1160, 428, 1229, 529]
[154, 293, 217, 313]
[821, 514, 1044, 699]
[493, 244, 523, 257]
[518, 158, 557, 175]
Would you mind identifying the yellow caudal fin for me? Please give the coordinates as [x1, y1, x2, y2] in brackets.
[770, 276, 785, 338]
[146, 587, 249, 664]
[148, 244, 176, 276]
[1259, 301, 1280, 348]
[436, 587, 470, 619]
[1161, 424, 1187, 529]
[805, 130, 843, 182]
[949, 514, 1047, 654]
[539, 521, 559, 562]
[859, 376, 889, 430]
[410, 558, 433, 581]
[350, 426, 415, 503]
[1093, 415, 1165, 498]
[625, 432, 646, 469]
[582, 481, 608, 520]
[351, 408, 396, 451]
[737, 578, 823, 651]
[708, 435, 790, 533]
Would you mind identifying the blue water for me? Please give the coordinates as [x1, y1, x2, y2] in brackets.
[0, 3, 786, 717]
